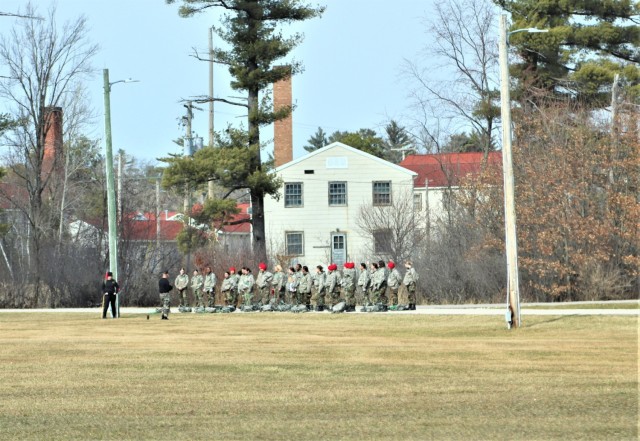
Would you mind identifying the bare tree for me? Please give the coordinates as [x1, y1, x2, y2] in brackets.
[404, 0, 499, 155]
[356, 191, 424, 264]
[0, 3, 98, 305]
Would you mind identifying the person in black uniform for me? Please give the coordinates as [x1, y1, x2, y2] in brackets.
[158, 270, 173, 320]
[102, 271, 119, 319]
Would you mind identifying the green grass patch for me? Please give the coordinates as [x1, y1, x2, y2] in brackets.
[523, 302, 639, 310]
[0, 313, 637, 440]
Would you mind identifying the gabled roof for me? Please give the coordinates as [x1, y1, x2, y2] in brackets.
[400, 151, 502, 188]
[274, 141, 418, 177]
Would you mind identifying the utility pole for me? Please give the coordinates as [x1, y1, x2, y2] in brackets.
[183, 101, 193, 213]
[208, 26, 216, 199]
[183, 101, 193, 272]
[498, 16, 547, 329]
[499, 15, 521, 329]
[117, 150, 124, 224]
[156, 174, 161, 250]
[103, 69, 119, 289]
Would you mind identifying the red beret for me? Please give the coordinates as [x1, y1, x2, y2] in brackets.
[229, 267, 236, 273]
[388, 261, 395, 269]
[328, 263, 337, 271]
[258, 262, 267, 270]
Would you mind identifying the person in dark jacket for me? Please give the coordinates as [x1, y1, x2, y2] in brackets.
[102, 271, 119, 319]
[159, 270, 173, 320]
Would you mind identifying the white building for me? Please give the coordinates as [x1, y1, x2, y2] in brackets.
[264, 142, 417, 267]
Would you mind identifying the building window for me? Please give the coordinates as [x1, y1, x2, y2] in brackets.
[373, 229, 392, 254]
[328, 182, 347, 206]
[373, 181, 391, 206]
[413, 193, 422, 211]
[286, 232, 304, 256]
[284, 182, 303, 207]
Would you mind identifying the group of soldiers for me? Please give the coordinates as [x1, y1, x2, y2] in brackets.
[162, 260, 418, 315]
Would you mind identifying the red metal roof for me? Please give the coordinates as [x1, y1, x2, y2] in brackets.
[400, 152, 502, 188]
[218, 202, 251, 234]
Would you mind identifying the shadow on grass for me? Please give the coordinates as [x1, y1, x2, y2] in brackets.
[525, 315, 576, 328]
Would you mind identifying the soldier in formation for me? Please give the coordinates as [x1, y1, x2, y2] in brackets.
[256, 262, 273, 305]
[191, 269, 204, 308]
[272, 265, 286, 303]
[313, 265, 326, 311]
[387, 261, 402, 307]
[358, 262, 371, 306]
[299, 265, 312, 309]
[203, 266, 217, 308]
[238, 267, 255, 306]
[341, 262, 357, 312]
[174, 268, 189, 307]
[155, 260, 419, 315]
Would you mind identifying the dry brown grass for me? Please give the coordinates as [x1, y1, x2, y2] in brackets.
[0, 312, 637, 440]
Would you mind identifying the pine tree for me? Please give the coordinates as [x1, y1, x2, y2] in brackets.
[495, 0, 640, 106]
[303, 126, 328, 152]
[165, 0, 324, 260]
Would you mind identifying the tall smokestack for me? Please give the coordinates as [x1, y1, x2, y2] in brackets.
[44, 107, 63, 161]
[43, 107, 63, 181]
[273, 67, 292, 167]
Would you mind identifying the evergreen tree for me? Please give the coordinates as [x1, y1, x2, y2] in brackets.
[495, 0, 640, 106]
[165, 0, 324, 260]
[383, 120, 413, 163]
[303, 126, 328, 152]
[328, 128, 386, 158]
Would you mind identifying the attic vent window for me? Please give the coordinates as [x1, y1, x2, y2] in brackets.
[304, 170, 315, 174]
[326, 157, 348, 169]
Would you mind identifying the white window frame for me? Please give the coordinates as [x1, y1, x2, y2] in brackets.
[328, 181, 347, 206]
[284, 182, 303, 208]
[285, 231, 304, 256]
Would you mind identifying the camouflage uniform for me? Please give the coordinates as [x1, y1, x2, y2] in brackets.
[387, 265, 402, 306]
[370, 266, 388, 306]
[272, 269, 286, 303]
[191, 272, 204, 308]
[158, 272, 173, 319]
[324, 266, 341, 308]
[256, 268, 273, 305]
[341, 264, 357, 310]
[313, 269, 326, 310]
[357, 265, 371, 306]
[403, 265, 419, 309]
[228, 271, 240, 306]
[298, 269, 312, 308]
[286, 269, 299, 304]
[203, 270, 217, 307]
[238, 271, 255, 306]
[174, 272, 189, 307]
[221, 274, 233, 306]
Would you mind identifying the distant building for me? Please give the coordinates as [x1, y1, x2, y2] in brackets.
[264, 142, 417, 267]
[400, 151, 502, 233]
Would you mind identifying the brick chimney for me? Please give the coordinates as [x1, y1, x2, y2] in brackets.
[273, 67, 292, 167]
[43, 106, 63, 162]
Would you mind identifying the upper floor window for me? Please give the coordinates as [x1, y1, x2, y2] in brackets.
[372, 181, 391, 206]
[284, 182, 303, 207]
[328, 182, 347, 206]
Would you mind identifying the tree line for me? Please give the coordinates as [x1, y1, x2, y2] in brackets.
[0, 0, 637, 306]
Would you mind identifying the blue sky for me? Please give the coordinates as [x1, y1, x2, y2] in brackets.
[1, 0, 458, 164]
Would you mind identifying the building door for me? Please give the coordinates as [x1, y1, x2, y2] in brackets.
[331, 233, 346, 266]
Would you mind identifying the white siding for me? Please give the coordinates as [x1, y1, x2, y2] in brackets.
[265, 143, 416, 267]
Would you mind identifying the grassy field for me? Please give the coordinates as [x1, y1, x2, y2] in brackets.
[0, 312, 637, 440]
